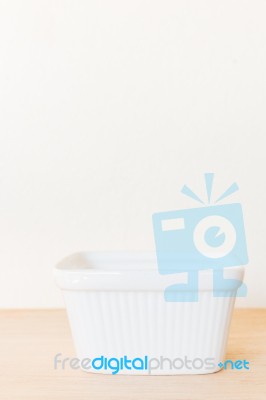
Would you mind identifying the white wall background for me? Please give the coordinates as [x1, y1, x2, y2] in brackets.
[0, 1, 265, 308]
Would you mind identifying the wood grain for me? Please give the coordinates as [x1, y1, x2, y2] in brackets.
[0, 309, 265, 400]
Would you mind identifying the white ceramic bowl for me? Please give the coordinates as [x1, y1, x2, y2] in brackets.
[54, 252, 244, 375]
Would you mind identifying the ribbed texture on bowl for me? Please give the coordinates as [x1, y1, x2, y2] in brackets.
[63, 290, 236, 375]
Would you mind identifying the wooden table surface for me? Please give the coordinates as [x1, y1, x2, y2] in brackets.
[0, 309, 265, 400]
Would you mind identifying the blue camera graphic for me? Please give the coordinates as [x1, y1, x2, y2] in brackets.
[152, 174, 249, 302]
